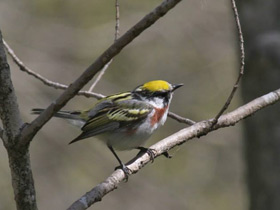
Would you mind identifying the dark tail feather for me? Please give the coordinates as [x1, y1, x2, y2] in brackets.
[69, 122, 118, 145]
[68, 138, 79, 145]
[31, 108, 82, 120]
[31, 108, 45, 115]
[68, 133, 85, 145]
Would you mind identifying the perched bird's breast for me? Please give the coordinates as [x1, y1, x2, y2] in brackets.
[104, 107, 168, 151]
[150, 106, 168, 127]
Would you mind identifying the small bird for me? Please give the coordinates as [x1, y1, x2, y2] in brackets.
[32, 80, 183, 178]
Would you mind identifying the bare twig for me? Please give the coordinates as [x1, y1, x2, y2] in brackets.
[168, 112, 195, 125]
[88, 0, 120, 92]
[3, 40, 104, 100]
[68, 88, 280, 210]
[115, 0, 120, 41]
[88, 60, 112, 92]
[211, 0, 245, 126]
[19, 0, 183, 147]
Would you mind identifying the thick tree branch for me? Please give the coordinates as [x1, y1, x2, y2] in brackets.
[0, 31, 38, 210]
[0, 34, 23, 147]
[7, 149, 38, 210]
[68, 88, 280, 210]
[19, 0, 183, 147]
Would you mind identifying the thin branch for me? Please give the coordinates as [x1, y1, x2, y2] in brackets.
[88, 60, 112, 92]
[115, 0, 120, 41]
[168, 112, 195, 125]
[68, 88, 280, 210]
[3, 40, 104, 100]
[19, 0, 183, 147]
[211, 0, 245, 126]
[88, 0, 120, 92]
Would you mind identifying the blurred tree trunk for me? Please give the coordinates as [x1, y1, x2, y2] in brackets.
[237, 1, 280, 210]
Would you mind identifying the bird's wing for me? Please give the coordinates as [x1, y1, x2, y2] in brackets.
[69, 93, 153, 144]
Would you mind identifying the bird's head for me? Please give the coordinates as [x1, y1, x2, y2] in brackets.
[132, 80, 183, 107]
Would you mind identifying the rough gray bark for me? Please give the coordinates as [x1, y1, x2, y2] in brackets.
[0, 33, 22, 146]
[7, 148, 37, 210]
[237, 0, 280, 209]
[0, 31, 38, 210]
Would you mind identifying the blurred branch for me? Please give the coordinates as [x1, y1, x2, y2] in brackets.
[168, 112, 195, 125]
[0, 30, 38, 210]
[211, 0, 245, 127]
[88, 0, 120, 92]
[18, 0, 183, 147]
[115, 0, 120, 40]
[68, 88, 280, 210]
[3, 40, 104, 100]
[88, 60, 112, 92]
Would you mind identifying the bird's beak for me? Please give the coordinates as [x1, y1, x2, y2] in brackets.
[172, 83, 183, 92]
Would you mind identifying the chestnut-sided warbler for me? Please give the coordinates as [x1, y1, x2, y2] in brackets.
[32, 80, 182, 178]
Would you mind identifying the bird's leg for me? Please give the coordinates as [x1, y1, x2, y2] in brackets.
[137, 147, 172, 162]
[108, 145, 131, 181]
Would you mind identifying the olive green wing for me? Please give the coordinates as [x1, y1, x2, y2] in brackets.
[69, 94, 152, 144]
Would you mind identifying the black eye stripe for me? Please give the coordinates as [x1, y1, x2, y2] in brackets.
[152, 91, 168, 97]
[132, 89, 171, 104]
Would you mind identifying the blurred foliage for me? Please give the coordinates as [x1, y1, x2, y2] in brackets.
[0, 0, 247, 210]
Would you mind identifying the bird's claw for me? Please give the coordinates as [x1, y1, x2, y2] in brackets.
[137, 147, 172, 161]
[137, 147, 156, 163]
[115, 164, 131, 182]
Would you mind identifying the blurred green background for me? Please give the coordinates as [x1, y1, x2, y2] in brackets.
[0, 0, 246, 209]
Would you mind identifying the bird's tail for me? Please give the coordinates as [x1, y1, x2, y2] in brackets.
[31, 108, 82, 120]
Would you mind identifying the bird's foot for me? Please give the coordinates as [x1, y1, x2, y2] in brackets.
[137, 147, 156, 163]
[115, 163, 131, 182]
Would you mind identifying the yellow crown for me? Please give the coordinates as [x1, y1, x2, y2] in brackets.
[142, 80, 171, 91]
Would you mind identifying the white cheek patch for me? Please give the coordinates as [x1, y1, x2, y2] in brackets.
[148, 97, 165, 108]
